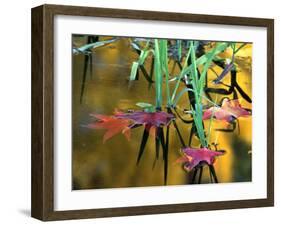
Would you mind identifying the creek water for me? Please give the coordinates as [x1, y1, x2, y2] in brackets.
[72, 36, 252, 189]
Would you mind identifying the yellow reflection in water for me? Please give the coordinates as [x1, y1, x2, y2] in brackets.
[72, 37, 252, 189]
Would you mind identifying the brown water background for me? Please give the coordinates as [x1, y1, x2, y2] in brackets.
[72, 36, 252, 190]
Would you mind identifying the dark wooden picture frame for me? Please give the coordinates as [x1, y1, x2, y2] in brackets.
[31, 4, 274, 221]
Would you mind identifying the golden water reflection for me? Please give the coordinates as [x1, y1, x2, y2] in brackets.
[72, 36, 252, 189]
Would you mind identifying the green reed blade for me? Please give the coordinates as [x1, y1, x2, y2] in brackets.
[139, 49, 154, 66]
[189, 41, 208, 147]
[129, 62, 139, 81]
[198, 43, 223, 96]
[191, 107, 205, 146]
[206, 94, 218, 145]
[182, 42, 229, 77]
[190, 42, 199, 94]
[173, 88, 194, 107]
[74, 38, 118, 54]
[154, 39, 162, 108]
[171, 46, 191, 103]
[159, 40, 171, 106]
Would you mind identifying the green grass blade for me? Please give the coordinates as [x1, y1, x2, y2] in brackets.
[159, 40, 171, 106]
[198, 43, 225, 96]
[182, 42, 229, 76]
[189, 41, 208, 147]
[171, 47, 191, 103]
[173, 88, 194, 106]
[139, 49, 154, 65]
[189, 42, 199, 104]
[154, 39, 162, 108]
[206, 94, 218, 146]
[129, 62, 139, 80]
[75, 38, 118, 53]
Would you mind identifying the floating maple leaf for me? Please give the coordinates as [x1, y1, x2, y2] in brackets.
[203, 98, 250, 122]
[177, 147, 224, 171]
[114, 111, 175, 128]
[86, 114, 131, 143]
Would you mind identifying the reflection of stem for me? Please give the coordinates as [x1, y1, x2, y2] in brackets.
[172, 121, 186, 147]
[164, 126, 170, 185]
[234, 43, 247, 54]
[139, 65, 154, 83]
[209, 167, 213, 183]
[173, 107, 193, 124]
[80, 54, 89, 104]
[191, 164, 219, 184]
[198, 166, 203, 184]
[209, 165, 218, 183]
[206, 61, 252, 103]
[167, 107, 186, 147]
[165, 126, 170, 157]
[80, 36, 98, 104]
[191, 168, 198, 184]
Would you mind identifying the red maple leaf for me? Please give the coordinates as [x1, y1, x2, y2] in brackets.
[177, 147, 224, 171]
[86, 114, 131, 143]
[114, 111, 175, 128]
[203, 98, 250, 122]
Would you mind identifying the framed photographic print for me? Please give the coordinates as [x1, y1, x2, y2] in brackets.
[31, 4, 274, 221]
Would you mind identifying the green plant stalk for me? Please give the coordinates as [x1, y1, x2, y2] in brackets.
[138, 40, 152, 65]
[191, 106, 206, 147]
[198, 43, 221, 97]
[182, 42, 229, 78]
[189, 41, 207, 147]
[190, 42, 200, 98]
[154, 39, 162, 109]
[129, 62, 139, 80]
[129, 40, 152, 81]
[73, 38, 118, 54]
[159, 40, 171, 106]
[189, 42, 226, 147]
[206, 94, 218, 146]
[171, 47, 191, 104]
[173, 89, 220, 108]
[173, 88, 194, 106]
